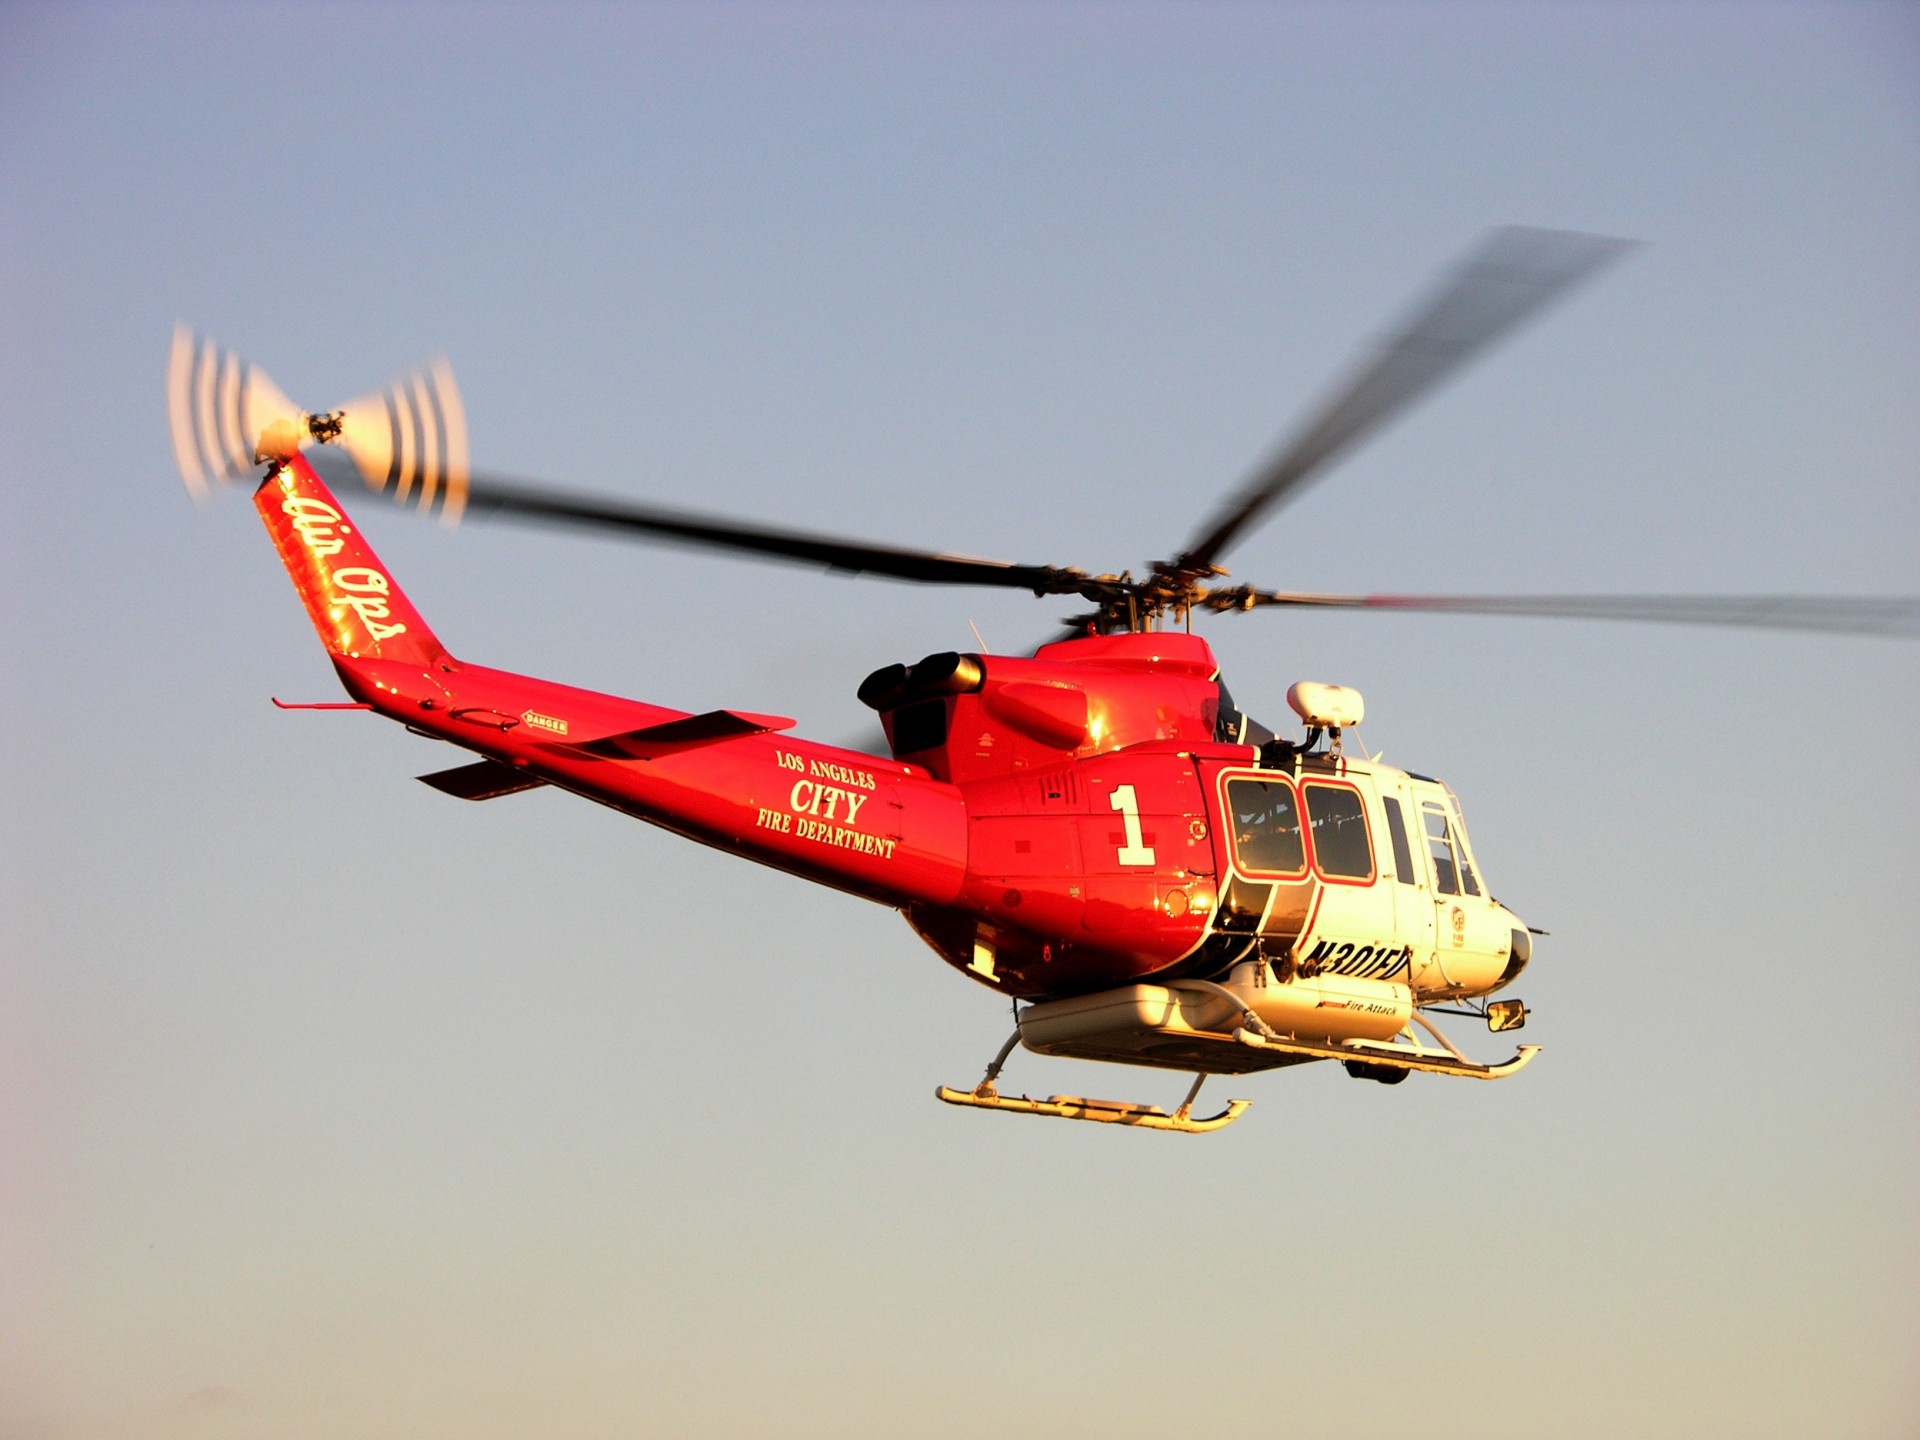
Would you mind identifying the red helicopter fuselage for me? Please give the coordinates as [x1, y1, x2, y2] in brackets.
[259, 454, 1527, 1008]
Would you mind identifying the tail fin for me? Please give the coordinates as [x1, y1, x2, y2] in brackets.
[255, 453, 448, 669]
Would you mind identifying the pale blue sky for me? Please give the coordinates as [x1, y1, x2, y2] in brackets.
[2, 5, 1916, 1437]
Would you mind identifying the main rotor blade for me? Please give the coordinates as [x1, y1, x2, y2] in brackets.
[1200, 588, 1920, 637]
[1178, 227, 1638, 573]
[389, 464, 1113, 599]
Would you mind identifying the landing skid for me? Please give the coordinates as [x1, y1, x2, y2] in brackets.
[938, 1000, 1541, 1132]
[1238, 1029, 1541, 1080]
[936, 1076, 1251, 1133]
[936, 1031, 1251, 1133]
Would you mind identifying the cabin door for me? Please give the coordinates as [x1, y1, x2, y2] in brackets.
[1374, 774, 1436, 980]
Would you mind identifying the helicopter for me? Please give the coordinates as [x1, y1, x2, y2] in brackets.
[168, 227, 1918, 1133]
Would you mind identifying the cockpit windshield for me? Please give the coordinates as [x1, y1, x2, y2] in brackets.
[1420, 798, 1482, 897]
[1447, 791, 1482, 896]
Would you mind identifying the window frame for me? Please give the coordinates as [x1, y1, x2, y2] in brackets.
[1420, 798, 1462, 896]
[1300, 778, 1379, 887]
[1218, 773, 1310, 880]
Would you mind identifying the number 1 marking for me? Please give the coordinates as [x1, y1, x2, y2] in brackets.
[1109, 784, 1156, 866]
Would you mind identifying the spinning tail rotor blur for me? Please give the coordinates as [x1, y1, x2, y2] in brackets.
[166, 325, 468, 520]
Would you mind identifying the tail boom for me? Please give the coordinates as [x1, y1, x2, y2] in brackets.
[340, 654, 971, 909]
[255, 454, 968, 909]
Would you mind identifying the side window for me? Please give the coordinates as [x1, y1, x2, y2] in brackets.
[1303, 783, 1374, 881]
[1382, 796, 1417, 886]
[1226, 778, 1306, 876]
[1422, 802, 1460, 896]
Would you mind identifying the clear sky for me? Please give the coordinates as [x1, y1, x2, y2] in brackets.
[2, 4, 1916, 1437]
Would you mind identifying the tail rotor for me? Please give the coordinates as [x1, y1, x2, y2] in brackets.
[166, 325, 468, 520]
[166, 326, 301, 497]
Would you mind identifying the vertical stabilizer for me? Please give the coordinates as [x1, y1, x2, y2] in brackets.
[255, 453, 447, 669]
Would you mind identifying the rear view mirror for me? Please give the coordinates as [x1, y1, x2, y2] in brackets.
[1487, 999, 1528, 1033]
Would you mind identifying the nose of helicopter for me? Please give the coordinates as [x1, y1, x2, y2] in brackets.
[1496, 912, 1534, 989]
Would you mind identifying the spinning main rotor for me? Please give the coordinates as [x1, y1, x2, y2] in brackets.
[168, 227, 1920, 640]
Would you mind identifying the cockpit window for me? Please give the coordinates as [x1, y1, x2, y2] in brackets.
[1226, 777, 1306, 875]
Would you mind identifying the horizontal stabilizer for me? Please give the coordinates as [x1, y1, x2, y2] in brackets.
[418, 759, 548, 801]
[569, 709, 796, 758]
